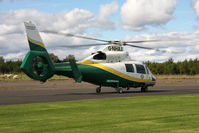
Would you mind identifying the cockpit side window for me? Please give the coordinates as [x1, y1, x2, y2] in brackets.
[135, 64, 146, 74]
[125, 64, 134, 73]
[93, 52, 106, 60]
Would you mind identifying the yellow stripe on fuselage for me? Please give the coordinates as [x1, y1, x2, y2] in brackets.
[77, 60, 95, 64]
[77, 60, 155, 83]
[28, 37, 46, 48]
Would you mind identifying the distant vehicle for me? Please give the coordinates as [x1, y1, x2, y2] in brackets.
[21, 21, 169, 93]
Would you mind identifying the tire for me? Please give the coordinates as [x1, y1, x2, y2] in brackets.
[96, 87, 101, 93]
[141, 86, 148, 92]
[127, 86, 130, 90]
[119, 89, 123, 94]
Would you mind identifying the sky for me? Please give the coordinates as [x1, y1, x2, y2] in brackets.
[1, 0, 199, 62]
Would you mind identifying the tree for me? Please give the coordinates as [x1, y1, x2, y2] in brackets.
[63, 54, 75, 62]
[0, 56, 4, 64]
[49, 53, 59, 63]
[0, 56, 5, 74]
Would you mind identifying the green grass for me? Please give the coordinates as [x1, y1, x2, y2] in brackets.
[0, 94, 199, 133]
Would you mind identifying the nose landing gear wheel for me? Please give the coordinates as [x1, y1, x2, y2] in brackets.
[141, 86, 148, 92]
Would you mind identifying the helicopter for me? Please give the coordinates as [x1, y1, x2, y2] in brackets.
[21, 21, 170, 93]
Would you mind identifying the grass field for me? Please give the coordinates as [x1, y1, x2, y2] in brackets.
[0, 94, 199, 133]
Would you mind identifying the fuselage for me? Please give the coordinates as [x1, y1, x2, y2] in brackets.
[54, 60, 156, 88]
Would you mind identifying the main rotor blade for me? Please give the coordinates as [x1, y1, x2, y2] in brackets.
[58, 43, 108, 48]
[124, 38, 186, 43]
[41, 30, 109, 43]
[124, 43, 168, 53]
[124, 39, 162, 43]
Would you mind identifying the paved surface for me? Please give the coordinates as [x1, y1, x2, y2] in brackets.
[0, 79, 199, 105]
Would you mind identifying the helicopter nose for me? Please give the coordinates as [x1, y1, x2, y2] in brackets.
[151, 75, 156, 81]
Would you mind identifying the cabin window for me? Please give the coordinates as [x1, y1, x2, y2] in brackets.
[93, 52, 106, 60]
[135, 64, 146, 74]
[125, 64, 134, 73]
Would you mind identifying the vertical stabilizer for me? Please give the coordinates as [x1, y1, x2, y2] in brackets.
[24, 21, 46, 51]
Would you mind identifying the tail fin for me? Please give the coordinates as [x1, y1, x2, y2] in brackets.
[24, 21, 46, 51]
[21, 22, 54, 82]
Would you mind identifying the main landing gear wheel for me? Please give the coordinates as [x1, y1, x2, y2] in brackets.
[127, 86, 130, 90]
[96, 87, 101, 94]
[116, 87, 123, 94]
[119, 88, 123, 94]
[141, 86, 148, 92]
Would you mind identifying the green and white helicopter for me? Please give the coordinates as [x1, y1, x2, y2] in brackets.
[21, 21, 169, 93]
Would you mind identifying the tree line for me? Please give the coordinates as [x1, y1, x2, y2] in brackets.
[0, 56, 22, 74]
[0, 53, 74, 74]
[145, 58, 199, 75]
[0, 54, 199, 75]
